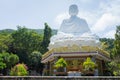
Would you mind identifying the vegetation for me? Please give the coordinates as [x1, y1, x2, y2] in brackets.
[28, 51, 43, 75]
[11, 26, 43, 64]
[113, 26, 120, 56]
[83, 57, 96, 76]
[54, 58, 67, 76]
[108, 26, 120, 76]
[41, 23, 52, 54]
[0, 29, 15, 34]
[55, 57, 67, 73]
[100, 38, 114, 51]
[108, 58, 120, 76]
[10, 63, 28, 76]
[0, 52, 19, 75]
[0, 23, 52, 75]
[0, 54, 6, 74]
[0, 34, 13, 52]
[100, 38, 114, 58]
[55, 58, 67, 69]
[83, 57, 96, 71]
[0, 29, 57, 36]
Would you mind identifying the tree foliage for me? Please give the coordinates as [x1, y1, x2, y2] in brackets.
[8, 53, 19, 68]
[108, 26, 120, 76]
[10, 63, 28, 76]
[0, 34, 13, 52]
[0, 24, 52, 75]
[0, 54, 6, 70]
[113, 26, 120, 56]
[0, 52, 19, 68]
[100, 38, 114, 58]
[29, 51, 42, 66]
[41, 23, 52, 54]
[83, 57, 96, 71]
[0, 52, 19, 75]
[100, 38, 114, 51]
[29, 51, 42, 69]
[11, 26, 42, 64]
[108, 56, 120, 76]
[55, 58, 67, 68]
[28, 51, 44, 75]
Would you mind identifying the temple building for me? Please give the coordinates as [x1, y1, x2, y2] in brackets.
[42, 4, 110, 76]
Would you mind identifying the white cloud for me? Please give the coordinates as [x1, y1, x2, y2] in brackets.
[103, 30, 116, 38]
[99, 0, 120, 15]
[78, 11, 98, 27]
[91, 0, 120, 38]
[91, 13, 118, 33]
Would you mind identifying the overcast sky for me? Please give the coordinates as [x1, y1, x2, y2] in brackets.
[0, 0, 120, 38]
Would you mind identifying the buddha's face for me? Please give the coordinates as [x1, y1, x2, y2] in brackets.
[69, 5, 79, 16]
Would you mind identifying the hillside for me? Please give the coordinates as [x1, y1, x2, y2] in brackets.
[29, 29, 57, 35]
[0, 29, 58, 35]
[0, 29, 15, 34]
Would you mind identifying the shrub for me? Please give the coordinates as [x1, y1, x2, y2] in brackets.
[10, 63, 28, 76]
[83, 57, 96, 71]
[54, 58, 67, 76]
[55, 58, 67, 68]
[0, 54, 6, 70]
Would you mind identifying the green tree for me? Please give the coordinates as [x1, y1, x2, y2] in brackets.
[114, 26, 120, 56]
[109, 26, 120, 76]
[41, 23, 52, 54]
[0, 34, 13, 52]
[100, 38, 114, 51]
[8, 53, 19, 68]
[11, 26, 42, 64]
[0, 54, 6, 75]
[29, 51, 42, 67]
[1, 52, 19, 68]
[10, 63, 28, 76]
[28, 51, 43, 75]
[0, 52, 19, 75]
[55, 58, 67, 72]
[108, 56, 120, 76]
[55, 58, 67, 68]
[83, 57, 96, 71]
[100, 38, 114, 57]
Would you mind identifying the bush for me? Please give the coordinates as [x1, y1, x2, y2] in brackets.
[83, 57, 96, 71]
[0, 54, 6, 70]
[55, 58, 67, 69]
[10, 63, 28, 76]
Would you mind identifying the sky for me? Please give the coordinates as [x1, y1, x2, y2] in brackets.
[0, 0, 120, 38]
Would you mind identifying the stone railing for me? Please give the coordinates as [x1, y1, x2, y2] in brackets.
[0, 76, 120, 80]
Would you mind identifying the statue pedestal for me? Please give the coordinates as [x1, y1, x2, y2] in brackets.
[49, 34, 100, 50]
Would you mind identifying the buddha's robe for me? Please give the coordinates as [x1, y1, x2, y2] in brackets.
[59, 16, 91, 35]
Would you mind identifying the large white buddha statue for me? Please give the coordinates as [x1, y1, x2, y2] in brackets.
[58, 4, 90, 35]
[48, 4, 100, 49]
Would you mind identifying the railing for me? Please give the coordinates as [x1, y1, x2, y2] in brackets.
[0, 76, 120, 80]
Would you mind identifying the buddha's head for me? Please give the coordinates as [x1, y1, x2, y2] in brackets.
[69, 4, 79, 16]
